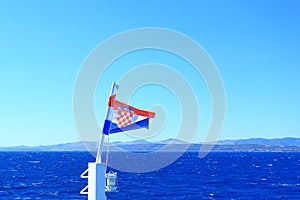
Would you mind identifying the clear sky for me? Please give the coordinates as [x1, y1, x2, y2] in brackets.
[0, 0, 299, 146]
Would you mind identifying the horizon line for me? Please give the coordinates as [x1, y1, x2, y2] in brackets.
[1, 136, 299, 148]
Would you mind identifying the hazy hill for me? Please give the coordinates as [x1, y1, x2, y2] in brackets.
[0, 137, 299, 152]
[217, 137, 300, 147]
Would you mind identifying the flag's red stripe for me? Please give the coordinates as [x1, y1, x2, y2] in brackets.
[134, 108, 155, 118]
[114, 100, 155, 118]
[108, 95, 116, 107]
[107, 95, 155, 118]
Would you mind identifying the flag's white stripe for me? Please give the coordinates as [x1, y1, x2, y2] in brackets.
[105, 106, 114, 121]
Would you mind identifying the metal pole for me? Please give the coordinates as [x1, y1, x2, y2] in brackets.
[105, 135, 110, 171]
[91, 83, 117, 200]
[96, 82, 117, 163]
[96, 133, 104, 163]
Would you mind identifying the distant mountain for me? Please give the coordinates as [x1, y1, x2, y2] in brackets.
[0, 137, 299, 152]
[0, 142, 97, 152]
[159, 138, 188, 144]
[218, 137, 300, 147]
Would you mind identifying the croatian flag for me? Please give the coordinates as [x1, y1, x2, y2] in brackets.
[103, 87, 155, 135]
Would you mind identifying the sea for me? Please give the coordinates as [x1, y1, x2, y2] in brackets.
[0, 152, 299, 199]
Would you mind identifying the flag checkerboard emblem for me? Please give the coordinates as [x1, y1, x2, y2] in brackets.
[116, 109, 134, 128]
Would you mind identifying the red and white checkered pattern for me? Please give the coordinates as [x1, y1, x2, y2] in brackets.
[116, 109, 133, 128]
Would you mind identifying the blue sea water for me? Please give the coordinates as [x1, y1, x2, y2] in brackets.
[0, 152, 299, 199]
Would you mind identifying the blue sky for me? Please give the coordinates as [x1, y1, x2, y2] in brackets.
[0, 0, 299, 146]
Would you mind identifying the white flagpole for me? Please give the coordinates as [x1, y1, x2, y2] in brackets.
[96, 82, 117, 163]
[81, 82, 117, 200]
[95, 133, 104, 163]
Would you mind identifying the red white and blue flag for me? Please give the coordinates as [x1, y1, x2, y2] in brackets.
[103, 86, 155, 135]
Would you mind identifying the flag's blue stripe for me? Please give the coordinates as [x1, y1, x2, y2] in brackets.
[103, 119, 111, 135]
[109, 118, 150, 134]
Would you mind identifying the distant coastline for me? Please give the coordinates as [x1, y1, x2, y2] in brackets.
[1, 137, 300, 152]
